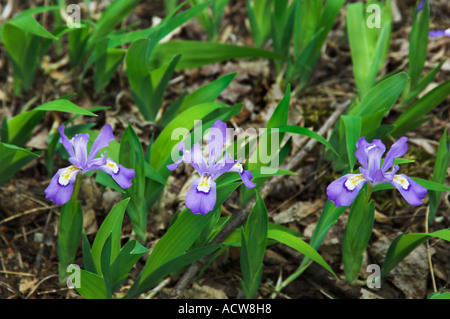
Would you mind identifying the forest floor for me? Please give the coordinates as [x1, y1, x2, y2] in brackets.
[0, 0, 449, 299]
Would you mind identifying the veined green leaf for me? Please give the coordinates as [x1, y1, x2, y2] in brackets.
[268, 228, 337, 278]
[240, 191, 268, 298]
[381, 229, 450, 277]
[342, 191, 375, 284]
[0, 143, 39, 186]
[149, 40, 286, 70]
[341, 115, 362, 171]
[429, 129, 450, 222]
[75, 269, 109, 299]
[91, 198, 130, 274]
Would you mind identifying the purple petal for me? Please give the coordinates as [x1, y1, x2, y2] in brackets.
[366, 139, 386, 177]
[211, 152, 237, 178]
[98, 158, 135, 189]
[208, 120, 229, 165]
[417, 0, 424, 12]
[429, 29, 450, 38]
[167, 142, 186, 171]
[189, 143, 208, 174]
[355, 137, 370, 170]
[70, 133, 90, 169]
[390, 174, 427, 206]
[355, 137, 386, 177]
[185, 177, 217, 215]
[327, 173, 367, 207]
[167, 158, 183, 171]
[88, 124, 114, 162]
[240, 170, 256, 189]
[381, 136, 408, 172]
[58, 126, 75, 158]
[45, 165, 80, 205]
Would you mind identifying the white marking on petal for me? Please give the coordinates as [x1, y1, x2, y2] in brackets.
[233, 162, 243, 174]
[58, 165, 79, 186]
[344, 174, 366, 191]
[445, 28, 450, 36]
[104, 160, 119, 174]
[393, 175, 410, 190]
[197, 175, 211, 193]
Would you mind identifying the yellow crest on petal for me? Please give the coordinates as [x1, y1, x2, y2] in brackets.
[344, 174, 365, 191]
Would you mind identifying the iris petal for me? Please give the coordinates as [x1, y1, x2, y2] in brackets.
[208, 120, 229, 165]
[185, 177, 217, 215]
[381, 136, 408, 173]
[45, 166, 80, 205]
[98, 158, 135, 189]
[390, 174, 427, 206]
[326, 173, 367, 207]
[88, 124, 114, 162]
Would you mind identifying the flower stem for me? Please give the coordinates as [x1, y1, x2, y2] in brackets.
[70, 173, 83, 205]
[365, 184, 374, 204]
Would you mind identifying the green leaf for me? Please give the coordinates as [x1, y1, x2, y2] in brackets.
[87, 0, 140, 47]
[346, 1, 392, 98]
[119, 125, 147, 241]
[408, 0, 429, 91]
[274, 125, 338, 155]
[126, 38, 181, 121]
[381, 229, 450, 278]
[94, 45, 126, 92]
[91, 198, 130, 274]
[341, 115, 362, 171]
[411, 178, 450, 192]
[58, 199, 83, 283]
[139, 182, 240, 282]
[0, 143, 39, 186]
[279, 200, 346, 290]
[75, 269, 109, 299]
[149, 40, 286, 70]
[178, 72, 237, 113]
[392, 80, 450, 137]
[429, 129, 450, 222]
[268, 228, 337, 278]
[246, 0, 273, 47]
[81, 231, 97, 274]
[240, 191, 269, 298]
[342, 190, 375, 284]
[428, 292, 450, 299]
[33, 99, 98, 117]
[100, 234, 113, 298]
[126, 244, 221, 298]
[6, 14, 57, 40]
[110, 240, 148, 292]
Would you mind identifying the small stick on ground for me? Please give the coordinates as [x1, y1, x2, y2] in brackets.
[171, 99, 350, 298]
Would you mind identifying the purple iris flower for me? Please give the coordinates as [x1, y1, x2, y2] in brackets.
[417, 0, 425, 12]
[45, 124, 135, 205]
[429, 28, 450, 37]
[327, 136, 427, 207]
[167, 120, 256, 215]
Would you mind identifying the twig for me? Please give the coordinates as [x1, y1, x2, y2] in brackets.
[170, 99, 350, 298]
[0, 270, 35, 277]
[0, 206, 54, 225]
[425, 206, 437, 293]
[25, 274, 59, 299]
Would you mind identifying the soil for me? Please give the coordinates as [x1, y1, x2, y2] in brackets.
[0, 0, 449, 299]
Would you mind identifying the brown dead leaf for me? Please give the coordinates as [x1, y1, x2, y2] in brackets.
[181, 282, 229, 299]
[272, 199, 323, 225]
[19, 277, 38, 294]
